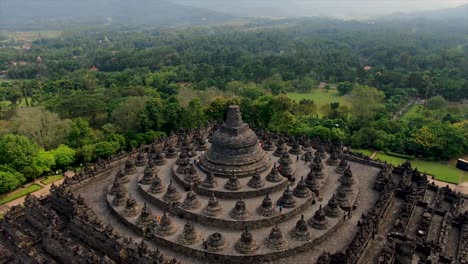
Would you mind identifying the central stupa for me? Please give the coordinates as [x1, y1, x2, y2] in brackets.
[199, 105, 270, 177]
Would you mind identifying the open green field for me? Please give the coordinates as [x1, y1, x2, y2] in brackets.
[0, 184, 42, 205]
[351, 149, 374, 156]
[41, 175, 64, 185]
[374, 153, 463, 184]
[287, 89, 349, 114]
[400, 104, 424, 121]
[10, 30, 62, 42]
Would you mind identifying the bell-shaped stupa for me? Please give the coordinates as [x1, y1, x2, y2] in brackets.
[199, 105, 270, 177]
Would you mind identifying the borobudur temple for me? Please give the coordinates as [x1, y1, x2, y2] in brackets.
[1, 105, 467, 264]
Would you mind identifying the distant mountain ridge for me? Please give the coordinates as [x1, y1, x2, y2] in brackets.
[0, 0, 235, 30]
[379, 4, 468, 21]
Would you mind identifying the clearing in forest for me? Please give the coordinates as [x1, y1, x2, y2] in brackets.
[287, 88, 349, 115]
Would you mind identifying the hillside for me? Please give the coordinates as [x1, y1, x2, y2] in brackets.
[0, 0, 235, 30]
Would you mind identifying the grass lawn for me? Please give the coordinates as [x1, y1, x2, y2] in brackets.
[41, 175, 64, 185]
[374, 153, 407, 166]
[351, 149, 374, 156]
[0, 184, 42, 205]
[400, 104, 424, 121]
[287, 89, 349, 115]
[374, 153, 462, 184]
[11, 30, 62, 42]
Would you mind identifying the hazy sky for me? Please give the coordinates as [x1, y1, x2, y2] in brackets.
[175, 0, 468, 17]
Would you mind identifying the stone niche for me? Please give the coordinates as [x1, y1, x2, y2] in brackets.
[199, 105, 270, 177]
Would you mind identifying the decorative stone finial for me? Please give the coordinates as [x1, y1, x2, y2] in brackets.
[135, 151, 148, 166]
[316, 144, 326, 159]
[308, 205, 328, 230]
[302, 151, 313, 162]
[224, 174, 242, 191]
[115, 168, 129, 184]
[112, 184, 127, 207]
[257, 194, 277, 217]
[206, 232, 227, 252]
[247, 171, 265, 189]
[324, 194, 342, 218]
[305, 171, 320, 194]
[178, 220, 200, 245]
[289, 141, 302, 155]
[153, 150, 166, 165]
[340, 165, 354, 191]
[336, 185, 350, 209]
[264, 224, 288, 250]
[202, 193, 223, 217]
[124, 158, 136, 175]
[290, 215, 311, 241]
[156, 211, 176, 236]
[266, 163, 283, 183]
[202, 171, 218, 189]
[165, 144, 178, 159]
[109, 178, 124, 195]
[121, 194, 140, 217]
[163, 180, 181, 202]
[225, 105, 243, 128]
[326, 150, 339, 166]
[182, 185, 201, 210]
[136, 202, 154, 229]
[149, 174, 165, 194]
[184, 164, 201, 184]
[277, 185, 296, 209]
[229, 199, 250, 220]
[141, 166, 155, 185]
[273, 137, 288, 157]
[293, 176, 313, 198]
[235, 227, 259, 254]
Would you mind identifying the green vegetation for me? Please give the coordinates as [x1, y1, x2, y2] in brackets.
[351, 149, 374, 156]
[0, 183, 41, 205]
[287, 89, 349, 115]
[374, 153, 463, 184]
[41, 175, 63, 185]
[0, 16, 467, 195]
[374, 153, 408, 166]
[10, 30, 62, 42]
[400, 104, 424, 121]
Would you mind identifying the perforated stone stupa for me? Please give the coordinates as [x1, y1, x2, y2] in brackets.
[199, 105, 270, 177]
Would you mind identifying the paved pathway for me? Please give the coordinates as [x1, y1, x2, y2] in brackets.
[0, 171, 75, 215]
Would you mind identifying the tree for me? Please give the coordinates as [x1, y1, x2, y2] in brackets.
[410, 122, 466, 159]
[110, 96, 148, 132]
[95, 141, 120, 158]
[138, 97, 164, 132]
[348, 85, 385, 129]
[205, 97, 229, 121]
[0, 134, 39, 172]
[179, 99, 206, 129]
[337, 82, 353, 95]
[293, 77, 316, 93]
[67, 118, 100, 148]
[50, 144, 76, 169]
[268, 111, 296, 133]
[426, 95, 447, 110]
[12, 107, 72, 149]
[0, 169, 26, 194]
[32, 149, 55, 177]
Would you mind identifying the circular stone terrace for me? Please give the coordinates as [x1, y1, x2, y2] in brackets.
[76, 105, 382, 264]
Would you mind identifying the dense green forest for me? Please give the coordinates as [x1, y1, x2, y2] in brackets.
[0, 17, 467, 194]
